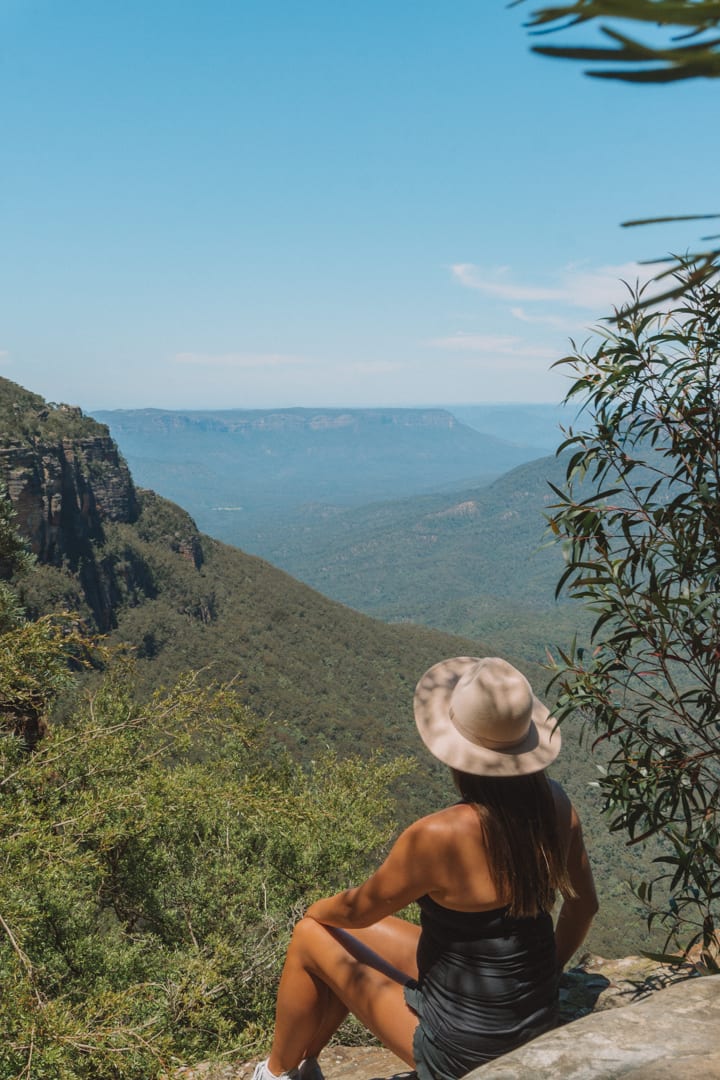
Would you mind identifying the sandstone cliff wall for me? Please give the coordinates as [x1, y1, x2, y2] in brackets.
[0, 385, 206, 630]
[0, 431, 138, 567]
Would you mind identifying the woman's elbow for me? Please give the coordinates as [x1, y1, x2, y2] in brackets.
[573, 891, 599, 919]
[585, 880, 600, 917]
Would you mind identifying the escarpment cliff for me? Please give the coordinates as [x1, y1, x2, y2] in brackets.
[0, 377, 204, 630]
[1, 430, 137, 557]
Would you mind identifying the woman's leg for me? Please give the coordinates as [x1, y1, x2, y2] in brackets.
[299, 916, 421, 1059]
[349, 916, 421, 980]
[267, 916, 421, 1075]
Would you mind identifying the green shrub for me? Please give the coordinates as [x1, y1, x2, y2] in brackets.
[549, 270, 720, 962]
[0, 661, 411, 1077]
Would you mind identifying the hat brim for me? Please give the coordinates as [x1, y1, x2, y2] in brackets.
[413, 657, 561, 776]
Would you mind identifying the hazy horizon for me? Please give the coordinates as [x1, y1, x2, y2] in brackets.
[89, 400, 563, 413]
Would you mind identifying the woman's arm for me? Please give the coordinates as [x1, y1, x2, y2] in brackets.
[306, 817, 440, 929]
[554, 805, 599, 970]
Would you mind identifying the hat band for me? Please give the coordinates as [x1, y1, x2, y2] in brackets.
[449, 706, 531, 751]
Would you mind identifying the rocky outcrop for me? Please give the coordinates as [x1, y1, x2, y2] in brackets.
[0, 381, 206, 631]
[0, 433, 138, 567]
[557, 951, 701, 1019]
[470, 973, 720, 1079]
[0, 378, 139, 570]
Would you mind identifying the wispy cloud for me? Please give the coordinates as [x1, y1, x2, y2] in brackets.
[451, 262, 650, 312]
[344, 360, 406, 374]
[451, 264, 565, 303]
[427, 332, 556, 359]
[174, 352, 303, 369]
[0, 350, 10, 364]
[510, 307, 576, 330]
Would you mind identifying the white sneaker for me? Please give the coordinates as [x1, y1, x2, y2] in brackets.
[251, 1060, 299, 1080]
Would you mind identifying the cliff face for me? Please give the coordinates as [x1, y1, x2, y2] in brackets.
[0, 429, 138, 566]
[0, 378, 202, 630]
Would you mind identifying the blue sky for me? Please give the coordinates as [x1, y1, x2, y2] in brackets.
[1, 1, 718, 411]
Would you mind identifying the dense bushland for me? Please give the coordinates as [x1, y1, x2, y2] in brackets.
[1, 662, 409, 1078]
[0, 491, 411, 1077]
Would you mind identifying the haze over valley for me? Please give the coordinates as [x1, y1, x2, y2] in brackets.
[96, 402, 583, 663]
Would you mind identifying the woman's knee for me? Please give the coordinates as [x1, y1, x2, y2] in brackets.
[289, 915, 327, 956]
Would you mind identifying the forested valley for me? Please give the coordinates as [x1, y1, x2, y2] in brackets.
[0, 375, 698, 1076]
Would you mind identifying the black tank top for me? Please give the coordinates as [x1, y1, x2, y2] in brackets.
[408, 894, 559, 1080]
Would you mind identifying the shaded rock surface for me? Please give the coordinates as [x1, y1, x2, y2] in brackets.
[1, 433, 137, 558]
[557, 951, 701, 1019]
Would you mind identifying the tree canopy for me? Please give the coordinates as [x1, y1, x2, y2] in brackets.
[549, 270, 720, 963]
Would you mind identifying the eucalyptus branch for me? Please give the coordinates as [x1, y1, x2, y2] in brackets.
[0, 912, 45, 1010]
[550, 272, 720, 952]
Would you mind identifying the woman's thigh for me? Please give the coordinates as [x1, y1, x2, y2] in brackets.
[337, 915, 421, 982]
[294, 917, 420, 1066]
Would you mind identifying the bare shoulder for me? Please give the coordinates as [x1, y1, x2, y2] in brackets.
[403, 802, 478, 843]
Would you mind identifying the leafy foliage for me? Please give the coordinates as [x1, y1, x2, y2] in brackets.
[548, 271, 720, 961]
[516, 0, 720, 82]
[513, 2, 720, 308]
[0, 661, 410, 1078]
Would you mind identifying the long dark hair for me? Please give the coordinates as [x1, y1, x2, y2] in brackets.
[451, 768, 576, 918]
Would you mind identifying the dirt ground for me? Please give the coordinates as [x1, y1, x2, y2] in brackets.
[172, 1045, 415, 1080]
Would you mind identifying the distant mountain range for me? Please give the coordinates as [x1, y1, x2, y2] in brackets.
[448, 403, 568, 450]
[93, 406, 553, 554]
[93, 403, 582, 664]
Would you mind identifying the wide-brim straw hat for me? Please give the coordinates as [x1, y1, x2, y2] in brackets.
[413, 656, 560, 776]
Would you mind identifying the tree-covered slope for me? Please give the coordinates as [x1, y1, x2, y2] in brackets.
[247, 453, 592, 664]
[0, 375, 493, 798]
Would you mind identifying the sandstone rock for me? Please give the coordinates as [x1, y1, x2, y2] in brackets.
[467, 974, 720, 1079]
[0, 388, 211, 630]
[558, 952, 699, 1020]
[0, 433, 138, 565]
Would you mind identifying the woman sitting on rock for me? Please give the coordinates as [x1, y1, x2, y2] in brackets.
[253, 656, 599, 1080]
